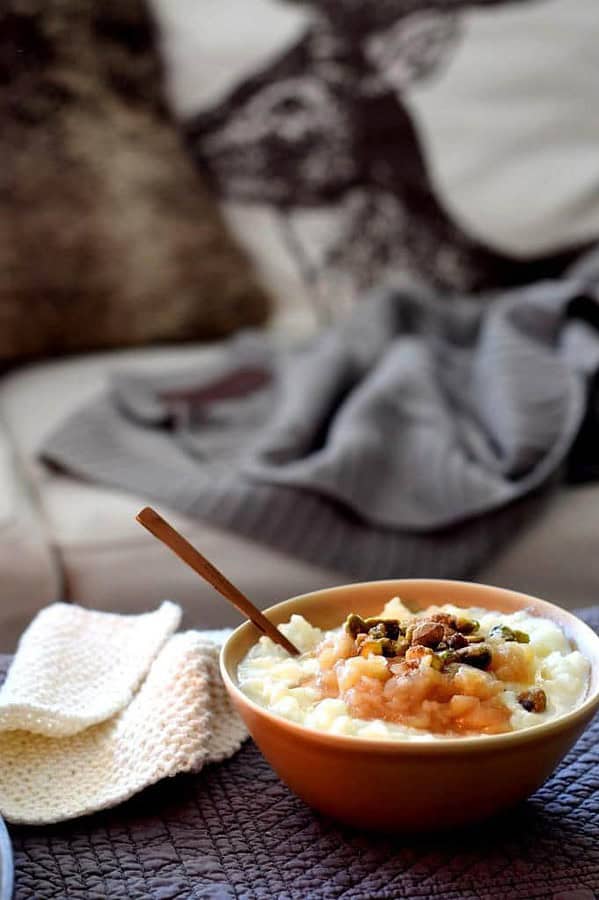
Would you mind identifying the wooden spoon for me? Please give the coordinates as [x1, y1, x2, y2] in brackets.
[136, 506, 300, 656]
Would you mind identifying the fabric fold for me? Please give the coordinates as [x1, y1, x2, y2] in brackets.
[0, 631, 247, 825]
[40, 252, 599, 579]
[0, 602, 181, 737]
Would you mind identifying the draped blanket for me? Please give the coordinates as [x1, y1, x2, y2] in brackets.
[42, 252, 599, 580]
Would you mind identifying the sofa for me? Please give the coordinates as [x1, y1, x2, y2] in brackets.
[0, 330, 598, 651]
[2, 0, 598, 650]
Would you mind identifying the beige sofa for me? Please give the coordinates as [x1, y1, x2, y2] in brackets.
[2, 0, 598, 650]
[0, 335, 598, 652]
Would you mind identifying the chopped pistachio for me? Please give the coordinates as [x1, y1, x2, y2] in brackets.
[347, 616, 404, 640]
[455, 618, 479, 635]
[358, 636, 400, 658]
[489, 625, 530, 644]
[391, 638, 409, 658]
[454, 644, 492, 670]
[517, 688, 547, 713]
[513, 630, 530, 644]
[367, 623, 388, 641]
[446, 633, 468, 650]
[365, 618, 403, 640]
[432, 650, 457, 671]
[345, 613, 367, 637]
[410, 621, 445, 648]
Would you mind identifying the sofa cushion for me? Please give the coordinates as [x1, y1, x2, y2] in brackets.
[402, 0, 599, 258]
[165, 0, 598, 325]
[0, 0, 270, 364]
[0, 429, 60, 652]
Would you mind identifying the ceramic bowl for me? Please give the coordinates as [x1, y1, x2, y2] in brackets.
[220, 579, 599, 831]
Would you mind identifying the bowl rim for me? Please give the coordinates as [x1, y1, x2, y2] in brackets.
[220, 578, 599, 754]
[0, 814, 13, 900]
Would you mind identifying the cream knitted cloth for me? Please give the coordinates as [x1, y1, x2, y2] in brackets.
[0, 602, 181, 736]
[0, 605, 247, 825]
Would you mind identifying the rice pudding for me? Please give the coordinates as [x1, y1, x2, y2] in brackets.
[238, 597, 590, 740]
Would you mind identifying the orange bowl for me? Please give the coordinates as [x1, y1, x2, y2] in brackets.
[220, 579, 599, 830]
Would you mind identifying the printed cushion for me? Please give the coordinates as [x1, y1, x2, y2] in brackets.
[155, 0, 599, 323]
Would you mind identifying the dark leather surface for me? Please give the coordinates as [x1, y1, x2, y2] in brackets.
[2, 608, 598, 900]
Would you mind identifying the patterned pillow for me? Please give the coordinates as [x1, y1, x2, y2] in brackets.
[156, 0, 599, 325]
[0, 0, 270, 362]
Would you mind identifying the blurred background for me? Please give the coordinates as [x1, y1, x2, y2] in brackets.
[1, 0, 598, 650]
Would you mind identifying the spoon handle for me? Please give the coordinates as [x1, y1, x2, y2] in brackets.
[136, 506, 299, 656]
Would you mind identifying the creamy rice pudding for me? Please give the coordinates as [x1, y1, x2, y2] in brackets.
[238, 597, 590, 740]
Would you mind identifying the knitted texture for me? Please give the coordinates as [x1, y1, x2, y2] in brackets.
[0, 631, 247, 825]
[0, 602, 181, 736]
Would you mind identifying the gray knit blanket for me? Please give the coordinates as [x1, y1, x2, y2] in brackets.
[42, 253, 599, 579]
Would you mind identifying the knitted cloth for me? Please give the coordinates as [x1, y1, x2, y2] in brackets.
[0, 606, 247, 825]
[0, 602, 180, 736]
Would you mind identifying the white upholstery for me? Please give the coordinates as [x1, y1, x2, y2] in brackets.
[0, 426, 60, 651]
[150, 0, 309, 119]
[478, 487, 599, 609]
